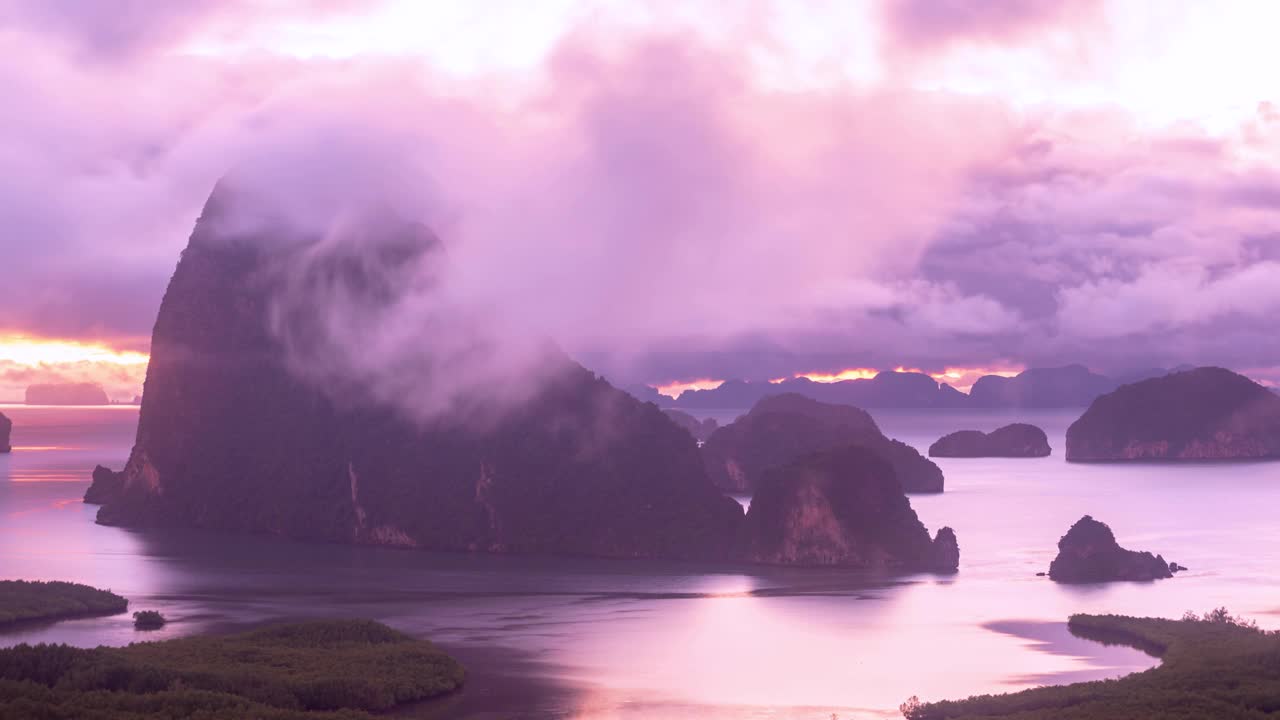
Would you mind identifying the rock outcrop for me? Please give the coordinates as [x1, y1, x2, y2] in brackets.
[701, 393, 943, 493]
[0, 412, 10, 453]
[92, 182, 743, 561]
[1066, 367, 1280, 461]
[84, 465, 124, 505]
[1048, 515, 1173, 583]
[742, 446, 958, 571]
[25, 383, 110, 405]
[662, 409, 719, 443]
[928, 423, 1051, 458]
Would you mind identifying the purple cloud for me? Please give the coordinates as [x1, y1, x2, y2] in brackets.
[881, 0, 1104, 52]
[0, 2, 1277, 393]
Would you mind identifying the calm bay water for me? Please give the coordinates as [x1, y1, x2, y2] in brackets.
[3, 404, 1278, 718]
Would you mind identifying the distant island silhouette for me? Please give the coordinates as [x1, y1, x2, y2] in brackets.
[644, 363, 1198, 411]
[25, 382, 110, 405]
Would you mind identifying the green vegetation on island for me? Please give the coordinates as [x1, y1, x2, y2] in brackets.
[0, 580, 128, 628]
[902, 609, 1279, 719]
[131, 610, 165, 630]
[0, 619, 465, 719]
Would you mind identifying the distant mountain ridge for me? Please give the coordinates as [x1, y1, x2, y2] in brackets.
[646, 364, 1199, 410]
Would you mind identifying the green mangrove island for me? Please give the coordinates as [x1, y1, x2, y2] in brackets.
[0, 580, 128, 628]
[902, 609, 1280, 719]
[0, 619, 465, 719]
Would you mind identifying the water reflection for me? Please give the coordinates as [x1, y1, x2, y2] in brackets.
[14, 405, 1276, 718]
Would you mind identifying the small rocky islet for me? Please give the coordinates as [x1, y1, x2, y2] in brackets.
[1048, 515, 1178, 583]
[928, 423, 1051, 458]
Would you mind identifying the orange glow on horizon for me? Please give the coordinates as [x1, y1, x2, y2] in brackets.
[774, 365, 1026, 393]
[0, 332, 150, 402]
[0, 334, 149, 367]
[931, 367, 1022, 380]
[789, 368, 879, 383]
[928, 366, 1024, 393]
[656, 378, 724, 399]
[789, 367, 930, 383]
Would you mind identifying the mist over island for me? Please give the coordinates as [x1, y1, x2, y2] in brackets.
[3, 2, 1280, 719]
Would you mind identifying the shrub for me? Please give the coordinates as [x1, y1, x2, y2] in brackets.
[902, 609, 1279, 719]
[0, 619, 464, 718]
[0, 580, 127, 627]
[132, 611, 165, 630]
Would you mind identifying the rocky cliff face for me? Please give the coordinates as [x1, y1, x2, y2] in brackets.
[742, 446, 957, 571]
[83, 465, 123, 505]
[1066, 367, 1280, 461]
[928, 423, 1051, 458]
[661, 409, 719, 443]
[0, 412, 10, 453]
[92, 184, 743, 561]
[701, 393, 943, 493]
[1048, 515, 1173, 583]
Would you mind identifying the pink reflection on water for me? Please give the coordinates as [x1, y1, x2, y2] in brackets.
[7, 496, 81, 519]
[9, 474, 87, 482]
[4, 405, 1255, 719]
[0, 405, 159, 617]
[559, 571, 1156, 717]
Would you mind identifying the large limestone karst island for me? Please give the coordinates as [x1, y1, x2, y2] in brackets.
[701, 393, 944, 493]
[1066, 367, 1280, 461]
[0, 411, 11, 453]
[89, 183, 743, 560]
[88, 182, 960, 570]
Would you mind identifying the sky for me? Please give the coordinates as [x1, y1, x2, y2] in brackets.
[1, 0, 1279, 401]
